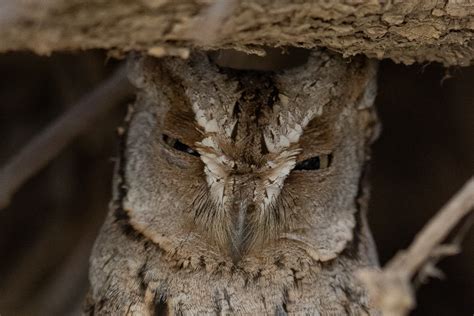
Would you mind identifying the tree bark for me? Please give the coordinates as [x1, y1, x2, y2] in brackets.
[1, 0, 473, 66]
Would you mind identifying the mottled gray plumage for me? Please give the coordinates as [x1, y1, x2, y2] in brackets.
[86, 50, 380, 315]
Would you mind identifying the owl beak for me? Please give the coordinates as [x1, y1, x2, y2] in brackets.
[227, 175, 257, 261]
[229, 198, 251, 261]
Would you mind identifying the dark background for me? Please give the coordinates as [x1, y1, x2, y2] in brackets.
[0, 51, 472, 315]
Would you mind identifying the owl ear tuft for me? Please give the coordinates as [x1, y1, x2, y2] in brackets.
[356, 61, 378, 111]
[355, 60, 380, 144]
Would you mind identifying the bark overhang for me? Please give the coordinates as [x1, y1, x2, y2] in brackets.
[0, 0, 473, 66]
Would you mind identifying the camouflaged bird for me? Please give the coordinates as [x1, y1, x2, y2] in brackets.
[86, 49, 380, 315]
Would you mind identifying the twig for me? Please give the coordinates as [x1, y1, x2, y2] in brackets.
[0, 64, 134, 210]
[357, 177, 474, 316]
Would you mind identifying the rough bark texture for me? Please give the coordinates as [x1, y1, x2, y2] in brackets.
[1, 0, 473, 66]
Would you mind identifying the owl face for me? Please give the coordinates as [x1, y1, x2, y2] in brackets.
[123, 51, 377, 266]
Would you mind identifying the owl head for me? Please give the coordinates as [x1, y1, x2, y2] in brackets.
[121, 50, 378, 266]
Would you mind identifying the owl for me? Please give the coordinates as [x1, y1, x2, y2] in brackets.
[86, 49, 380, 315]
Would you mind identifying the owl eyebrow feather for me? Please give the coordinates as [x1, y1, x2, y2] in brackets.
[160, 70, 205, 146]
[297, 114, 336, 150]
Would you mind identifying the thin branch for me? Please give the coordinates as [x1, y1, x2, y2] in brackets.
[357, 177, 474, 316]
[387, 177, 474, 275]
[0, 64, 134, 210]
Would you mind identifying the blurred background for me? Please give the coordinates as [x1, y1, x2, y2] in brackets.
[0, 51, 472, 315]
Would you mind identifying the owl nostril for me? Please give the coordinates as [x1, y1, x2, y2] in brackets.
[246, 203, 256, 215]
